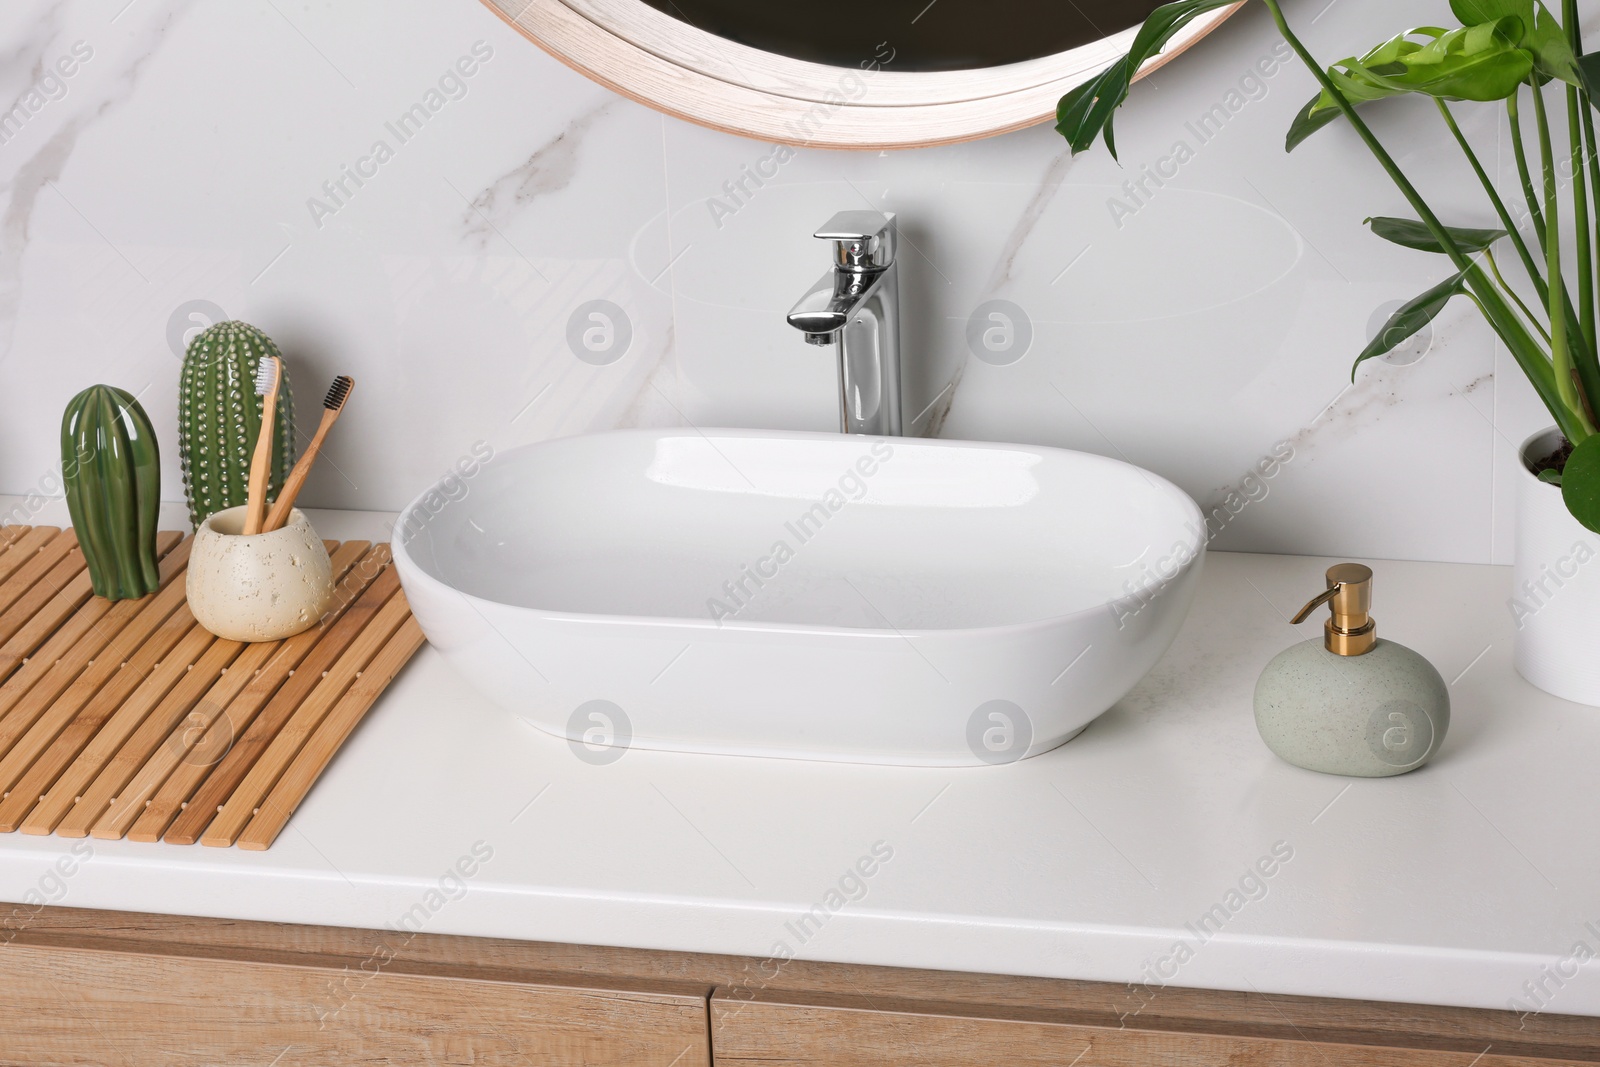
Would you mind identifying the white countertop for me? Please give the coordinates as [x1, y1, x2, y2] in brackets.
[1, 502, 1596, 1017]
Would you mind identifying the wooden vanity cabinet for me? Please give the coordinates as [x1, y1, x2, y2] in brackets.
[2, 907, 1596, 1066]
[0, 934, 710, 1065]
[710, 986, 1600, 1067]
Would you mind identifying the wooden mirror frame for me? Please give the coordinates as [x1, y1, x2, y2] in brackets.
[482, 0, 1245, 149]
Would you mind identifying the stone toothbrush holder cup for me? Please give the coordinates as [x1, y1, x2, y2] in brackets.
[186, 505, 334, 642]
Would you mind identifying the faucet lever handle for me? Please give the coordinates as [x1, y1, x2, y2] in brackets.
[814, 211, 896, 270]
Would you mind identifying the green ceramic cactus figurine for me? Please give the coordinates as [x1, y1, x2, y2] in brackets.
[61, 385, 162, 601]
[178, 320, 295, 527]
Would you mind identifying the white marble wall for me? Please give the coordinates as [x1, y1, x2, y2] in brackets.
[0, 0, 1572, 563]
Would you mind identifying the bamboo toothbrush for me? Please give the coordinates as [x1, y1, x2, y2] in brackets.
[263, 375, 354, 533]
[241, 356, 282, 536]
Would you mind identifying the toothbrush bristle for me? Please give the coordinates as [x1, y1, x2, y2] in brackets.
[253, 356, 280, 396]
[323, 375, 353, 410]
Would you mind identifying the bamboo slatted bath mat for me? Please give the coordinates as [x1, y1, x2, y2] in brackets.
[0, 525, 423, 850]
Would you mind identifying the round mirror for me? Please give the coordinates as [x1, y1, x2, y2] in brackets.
[483, 0, 1243, 148]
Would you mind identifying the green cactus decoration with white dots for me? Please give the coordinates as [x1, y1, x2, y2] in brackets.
[61, 385, 163, 601]
[178, 320, 295, 528]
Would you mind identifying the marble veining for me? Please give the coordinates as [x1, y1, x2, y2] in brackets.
[461, 99, 616, 246]
[981, 148, 1076, 296]
[0, 3, 65, 96]
[917, 361, 963, 438]
[0, 0, 1561, 564]
[1274, 336, 1486, 470]
[0, 0, 194, 365]
[612, 320, 685, 429]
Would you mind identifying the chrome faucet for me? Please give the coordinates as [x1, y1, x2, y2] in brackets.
[786, 211, 902, 436]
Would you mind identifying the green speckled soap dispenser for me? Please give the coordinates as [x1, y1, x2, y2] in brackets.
[1254, 564, 1449, 777]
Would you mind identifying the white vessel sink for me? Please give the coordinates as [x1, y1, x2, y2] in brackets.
[394, 429, 1204, 766]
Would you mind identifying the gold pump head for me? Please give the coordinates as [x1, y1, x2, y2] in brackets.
[1289, 563, 1376, 656]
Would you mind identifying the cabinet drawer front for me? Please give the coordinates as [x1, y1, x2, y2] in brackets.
[711, 994, 1593, 1067]
[0, 943, 711, 1066]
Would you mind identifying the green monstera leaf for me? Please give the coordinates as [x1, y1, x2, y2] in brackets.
[1452, 1, 1576, 82]
[1366, 216, 1508, 253]
[1353, 268, 1473, 378]
[1562, 434, 1600, 532]
[1451, 0, 1530, 19]
[1393, 20, 1541, 95]
[1056, 0, 1240, 157]
[1288, 29, 1449, 150]
[1526, 5, 1580, 83]
[1288, 19, 1536, 150]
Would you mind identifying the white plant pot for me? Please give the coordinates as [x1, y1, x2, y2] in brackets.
[1514, 428, 1600, 704]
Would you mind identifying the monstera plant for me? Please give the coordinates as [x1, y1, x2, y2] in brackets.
[1057, 0, 1600, 531]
